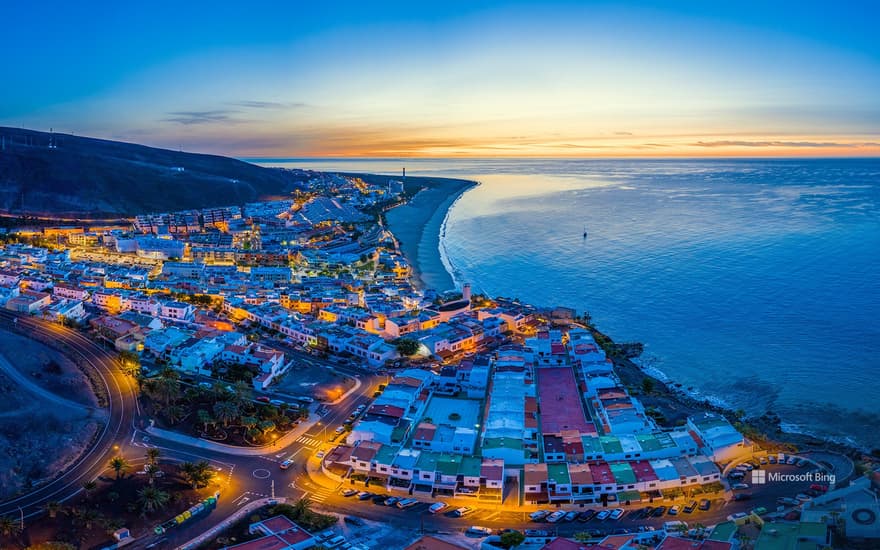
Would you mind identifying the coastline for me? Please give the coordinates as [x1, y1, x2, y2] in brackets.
[384, 176, 478, 291]
[382, 176, 871, 463]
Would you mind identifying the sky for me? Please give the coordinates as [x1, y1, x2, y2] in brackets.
[2, 1, 879, 158]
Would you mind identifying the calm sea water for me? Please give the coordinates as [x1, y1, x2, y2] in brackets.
[259, 158, 880, 450]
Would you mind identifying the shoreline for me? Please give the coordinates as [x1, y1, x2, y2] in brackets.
[381, 177, 871, 462]
[384, 176, 478, 291]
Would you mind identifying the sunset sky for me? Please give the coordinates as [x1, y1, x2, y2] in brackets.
[3, 1, 879, 157]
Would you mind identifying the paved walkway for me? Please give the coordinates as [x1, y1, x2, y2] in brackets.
[147, 416, 320, 456]
[177, 496, 288, 550]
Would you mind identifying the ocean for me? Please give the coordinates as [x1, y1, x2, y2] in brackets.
[258, 158, 880, 451]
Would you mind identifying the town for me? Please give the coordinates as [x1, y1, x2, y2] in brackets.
[0, 171, 875, 550]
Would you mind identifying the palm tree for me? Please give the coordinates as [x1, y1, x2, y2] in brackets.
[137, 487, 170, 516]
[213, 400, 239, 427]
[0, 515, 22, 537]
[109, 455, 130, 479]
[145, 447, 160, 465]
[144, 463, 161, 486]
[197, 409, 214, 432]
[232, 380, 252, 407]
[74, 509, 101, 530]
[292, 496, 312, 519]
[162, 404, 186, 424]
[44, 501, 62, 519]
[180, 461, 214, 489]
[81, 479, 97, 500]
[241, 416, 259, 431]
[259, 420, 276, 434]
[152, 367, 181, 406]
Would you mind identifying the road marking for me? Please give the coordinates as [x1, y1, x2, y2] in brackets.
[252, 469, 272, 479]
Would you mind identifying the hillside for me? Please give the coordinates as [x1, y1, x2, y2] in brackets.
[0, 127, 302, 216]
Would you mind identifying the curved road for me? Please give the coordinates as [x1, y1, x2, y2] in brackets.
[0, 311, 139, 519]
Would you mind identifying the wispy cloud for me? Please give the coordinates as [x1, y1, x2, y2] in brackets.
[692, 140, 880, 148]
[163, 110, 239, 125]
[228, 100, 307, 110]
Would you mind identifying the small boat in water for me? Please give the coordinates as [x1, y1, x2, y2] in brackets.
[583, 225, 588, 238]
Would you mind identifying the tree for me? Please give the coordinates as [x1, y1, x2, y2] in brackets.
[393, 338, 420, 356]
[641, 377, 655, 394]
[44, 501, 62, 519]
[81, 479, 97, 500]
[232, 380, 253, 407]
[241, 416, 259, 431]
[197, 409, 215, 432]
[146, 447, 160, 465]
[259, 420, 276, 434]
[180, 461, 214, 488]
[573, 532, 592, 543]
[213, 400, 240, 427]
[137, 487, 170, 516]
[500, 530, 525, 548]
[149, 367, 181, 406]
[118, 351, 141, 377]
[109, 455, 130, 479]
[144, 463, 161, 486]
[292, 496, 312, 519]
[0, 515, 22, 537]
[162, 404, 186, 424]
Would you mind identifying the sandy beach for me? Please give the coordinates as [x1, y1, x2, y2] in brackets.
[384, 176, 478, 291]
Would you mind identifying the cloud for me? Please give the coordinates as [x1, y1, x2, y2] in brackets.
[692, 140, 880, 148]
[228, 100, 307, 110]
[614, 131, 634, 136]
[163, 110, 239, 125]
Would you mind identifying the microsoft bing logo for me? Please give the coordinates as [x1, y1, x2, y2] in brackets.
[751, 470, 766, 484]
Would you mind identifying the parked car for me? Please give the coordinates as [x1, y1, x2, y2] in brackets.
[383, 497, 399, 507]
[751, 507, 768, 516]
[370, 494, 388, 504]
[466, 526, 492, 537]
[563, 511, 579, 522]
[795, 494, 813, 503]
[430, 502, 449, 514]
[759, 456, 768, 465]
[270, 399, 286, 406]
[528, 510, 549, 521]
[609, 509, 625, 520]
[786, 456, 797, 465]
[546, 511, 566, 523]
[342, 489, 358, 497]
[642, 506, 655, 517]
[279, 459, 293, 470]
[731, 483, 750, 490]
[596, 510, 611, 521]
[452, 507, 473, 518]
[256, 396, 271, 403]
[768, 455, 777, 464]
[652, 506, 667, 517]
[356, 491, 372, 500]
[525, 529, 549, 537]
[727, 512, 749, 522]
[334, 426, 346, 435]
[698, 499, 711, 511]
[810, 483, 829, 492]
[578, 510, 596, 522]
[796, 459, 808, 468]
[734, 493, 752, 501]
[396, 498, 418, 509]
[683, 501, 697, 513]
[668, 505, 681, 516]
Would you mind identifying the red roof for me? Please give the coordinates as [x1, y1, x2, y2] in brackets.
[368, 404, 405, 418]
[537, 367, 594, 435]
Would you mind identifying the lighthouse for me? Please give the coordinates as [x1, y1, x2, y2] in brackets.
[462, 283, 472, 302]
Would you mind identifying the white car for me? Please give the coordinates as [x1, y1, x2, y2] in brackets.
[596, 510, 611, 520]
[609, 509, 625, 520]
[429, 502, 448, 514]
[466, 526, 492, 537]
[334, 426, 346, 435]
[529, 510, 548, 521]
[546, 511, 566, 523]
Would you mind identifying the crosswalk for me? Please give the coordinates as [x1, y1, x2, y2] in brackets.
[296, 435, 323, 447]
[304, 486, 335, 504]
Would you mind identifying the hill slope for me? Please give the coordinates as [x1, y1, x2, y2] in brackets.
[0, 127, 301, 216]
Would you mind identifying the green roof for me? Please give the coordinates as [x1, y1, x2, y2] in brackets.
[460, 456, 482, 477]
[374, 445, 398, 465]
[415, 451, 441, 472]
[547, 463, 570, 485]
[581, 436, 604, 454]
[635, 434, 662, 452]
[754, 522, 827, 550]
[600, 436, 623, 454]
[609, 462, 637, 484]
[482, 437, 523, 450]
[435, 454, 463, 476]
[709, 521, 737, 542]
